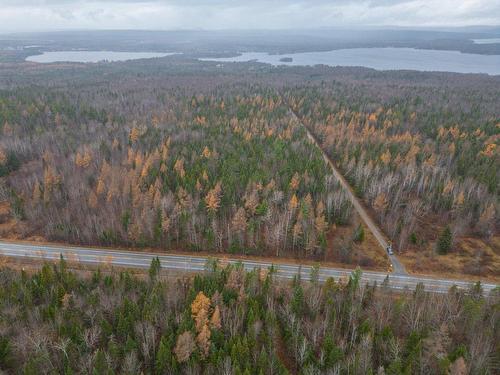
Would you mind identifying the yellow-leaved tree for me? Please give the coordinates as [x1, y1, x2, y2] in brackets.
[202, 146, 211, 158]
[129, 126, 140, 144]
[289, 194, 299, 211]
[205, 182, 222, 213]
[289, 172, 300, 190]
[191, 291, 211, 332]
[174, 158, 185, 178]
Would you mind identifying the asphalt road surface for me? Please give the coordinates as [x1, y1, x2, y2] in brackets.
[0, 241, 497, 295]
[288, 107, 407, 275]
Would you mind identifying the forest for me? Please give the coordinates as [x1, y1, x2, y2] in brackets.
[0, 78, 362, 262]
[0, 258, 498, 374]
[0, 59, 498, 277]
[283, 75, 499, 276]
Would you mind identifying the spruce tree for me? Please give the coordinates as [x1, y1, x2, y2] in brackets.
[437, 226, 452, 254]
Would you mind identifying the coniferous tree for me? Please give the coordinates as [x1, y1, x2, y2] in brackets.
[437, 226, 453, 254]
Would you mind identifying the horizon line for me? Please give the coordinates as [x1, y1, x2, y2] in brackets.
[1, 25, 500, 35]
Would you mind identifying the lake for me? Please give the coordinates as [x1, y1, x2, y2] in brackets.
[472, 38, 500, 44]
[26, 51, 177, 63]
[200, 48, 500, 75]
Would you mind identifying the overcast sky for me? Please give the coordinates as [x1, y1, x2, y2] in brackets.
[0, 0, 499, 32]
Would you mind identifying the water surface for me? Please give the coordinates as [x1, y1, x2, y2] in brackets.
[27, 51, 176, 63]
[200, 48, 500, 75]
[472, 38, 500, 44]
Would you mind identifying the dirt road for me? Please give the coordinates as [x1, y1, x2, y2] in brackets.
[288, 108, 407, 275]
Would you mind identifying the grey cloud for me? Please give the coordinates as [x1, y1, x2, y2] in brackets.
[0, 0, 499, 32]
[0, 0, 437, 5]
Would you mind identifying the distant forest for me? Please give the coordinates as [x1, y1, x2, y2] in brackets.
[1, 29, 500, 64]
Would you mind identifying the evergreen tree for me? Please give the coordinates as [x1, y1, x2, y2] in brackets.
[156, 336, 176, 374]
[149, 256, 161, 281]
[437, 226, 452, 254]
[353, 224, 365, 243]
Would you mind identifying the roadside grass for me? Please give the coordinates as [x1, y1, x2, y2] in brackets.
[399, 234, 500, 282]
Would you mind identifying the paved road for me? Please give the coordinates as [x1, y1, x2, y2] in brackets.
[288, 108, 407, 275]
[0, 241, 497, 294]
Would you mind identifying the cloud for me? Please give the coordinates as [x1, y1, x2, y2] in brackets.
[0, 0, 498, 32]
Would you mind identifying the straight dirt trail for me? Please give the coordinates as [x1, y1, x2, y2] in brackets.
[287, 106, 407, 275]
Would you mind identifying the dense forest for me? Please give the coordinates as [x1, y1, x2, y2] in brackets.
[0, 79, 359, 261]
[284, 76, 499, 276]
[0, 258, 498, 374]
[0, 59, 498, 276]
[286, 83, 498, 247]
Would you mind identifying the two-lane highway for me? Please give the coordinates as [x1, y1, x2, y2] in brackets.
[0, 241, 497, 294]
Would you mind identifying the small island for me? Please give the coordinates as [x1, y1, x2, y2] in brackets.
[279, 57, 293, 62]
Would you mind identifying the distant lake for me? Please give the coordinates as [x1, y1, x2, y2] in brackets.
[472, 38, 500, 44]
[26, 51, 176, 63]
[200, 48, 500, 75]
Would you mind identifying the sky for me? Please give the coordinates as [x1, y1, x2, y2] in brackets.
[0, 0, 499, 33]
